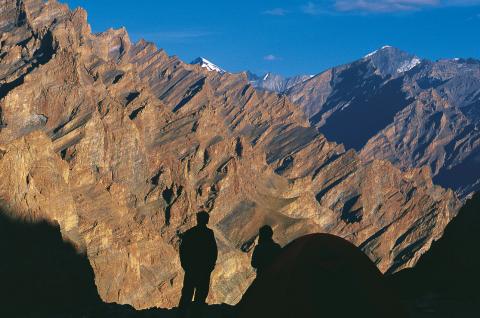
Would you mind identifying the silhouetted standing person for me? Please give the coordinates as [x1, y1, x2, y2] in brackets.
[178, 211, 218, 317]
[251, 225, 282, 277]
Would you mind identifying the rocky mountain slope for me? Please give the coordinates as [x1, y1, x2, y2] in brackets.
[285, 46, 480, 198]
[0, 0, 460, 309]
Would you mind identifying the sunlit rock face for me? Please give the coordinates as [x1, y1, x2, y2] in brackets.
[285, 46, 480, 199]
[0, 0, 460, 309]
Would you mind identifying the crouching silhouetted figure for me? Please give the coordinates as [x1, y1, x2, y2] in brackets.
[178, 211, 218, 317]
[251, 225, 282, 277]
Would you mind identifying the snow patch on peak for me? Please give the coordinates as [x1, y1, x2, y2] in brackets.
[191, 57, 226, 74]
[364, 45, 393, 58]
[397, 57, 421, 73]
[364, 50, 378, 58]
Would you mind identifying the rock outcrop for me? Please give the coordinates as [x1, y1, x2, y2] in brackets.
[285, 46, 480, 199]
[0, 0, 460, 309]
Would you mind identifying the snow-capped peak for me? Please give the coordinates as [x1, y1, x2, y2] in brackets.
[364, 45, 393, 58]
[191, 57, 226, 74]
[364, 50, 377, 58]
[397, 57, 421, 73]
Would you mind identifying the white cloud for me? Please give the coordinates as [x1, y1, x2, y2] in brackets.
[302, 2, 329, 15]
[301, 0, 480, 14]
[264, 54, 280, 61]
[264, 8, 288, 16]
[336, 0, 438, 12]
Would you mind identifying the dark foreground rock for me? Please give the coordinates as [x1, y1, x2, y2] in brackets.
[389, 193, 480, 317]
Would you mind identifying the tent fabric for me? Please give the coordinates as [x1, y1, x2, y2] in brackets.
[237, 233, 407, 318]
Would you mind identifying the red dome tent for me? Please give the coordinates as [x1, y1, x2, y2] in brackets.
[237, 233, 406, 318]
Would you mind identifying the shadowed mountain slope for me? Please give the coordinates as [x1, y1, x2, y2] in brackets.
[0, 205, 101, 316]
[285, 46, 480, 198]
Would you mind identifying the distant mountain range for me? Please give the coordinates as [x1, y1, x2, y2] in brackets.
[191, 57, 313, 93]
[246, 72, 314, 93]
[192, 46, 480, 199]
[286, 46, 480, 199]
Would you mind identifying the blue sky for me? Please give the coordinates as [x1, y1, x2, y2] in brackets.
[63, 0, 480, 77]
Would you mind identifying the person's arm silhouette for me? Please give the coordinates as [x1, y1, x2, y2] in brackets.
[207, 228, 218, 271]
[179, 230, 192, 272]
[251, 245, 260, 271]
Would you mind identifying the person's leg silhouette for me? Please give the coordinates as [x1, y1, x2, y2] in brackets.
[194, 272, 211, 304]
[178, 271, 195, 317]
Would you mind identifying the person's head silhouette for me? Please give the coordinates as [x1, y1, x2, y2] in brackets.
[196, 211, 210, 227]
[259, 225, 274, 243]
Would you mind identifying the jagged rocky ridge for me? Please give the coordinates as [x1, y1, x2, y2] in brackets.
[0, 0, 460, 309]
[285, 46, 480, 199]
